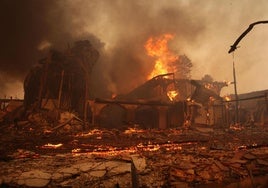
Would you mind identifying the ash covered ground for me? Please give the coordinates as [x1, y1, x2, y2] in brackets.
[1, 118, 268, 187]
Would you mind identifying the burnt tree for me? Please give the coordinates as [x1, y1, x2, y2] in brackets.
[24, 40, 99, 118]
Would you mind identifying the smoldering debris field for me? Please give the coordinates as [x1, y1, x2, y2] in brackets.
[1, 117, 268, 187]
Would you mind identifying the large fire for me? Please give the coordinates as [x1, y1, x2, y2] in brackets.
[145, 34, 179, 79]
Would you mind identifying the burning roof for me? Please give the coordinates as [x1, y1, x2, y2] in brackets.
[116, 73, 226, 105]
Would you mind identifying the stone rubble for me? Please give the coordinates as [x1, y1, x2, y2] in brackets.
[1, 144, 268, 187]
[1, 122, 268, 187]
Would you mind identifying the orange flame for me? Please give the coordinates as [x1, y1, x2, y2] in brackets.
[145, 34, 178, 79]
[41, 143, 63, 149]
[224, 95, 231, 101]
[167, 90, 179, 101]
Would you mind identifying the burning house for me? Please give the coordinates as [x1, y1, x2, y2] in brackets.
[90, 73, 229, 129]
[21, 37, 230, 130]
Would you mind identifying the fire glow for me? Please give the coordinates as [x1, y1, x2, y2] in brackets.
[145, 34, 179, 79]
[167, 90, 179, 101]
[224, 95, 231, 101]
[71, 142, 185, 156]
[41, 143, 63, 149]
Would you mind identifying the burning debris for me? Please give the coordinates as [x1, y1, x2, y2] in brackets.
[1, 125, 268, 187]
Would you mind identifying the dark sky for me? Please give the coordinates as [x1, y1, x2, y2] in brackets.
[1, 0, 268, 98]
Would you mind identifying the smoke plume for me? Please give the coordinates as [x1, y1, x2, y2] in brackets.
[1, 0, 268, 98]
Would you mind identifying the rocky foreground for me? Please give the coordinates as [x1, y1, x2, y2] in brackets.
[1, 123, 268, 187]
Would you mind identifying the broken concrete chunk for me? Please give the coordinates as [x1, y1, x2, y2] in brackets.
[58, 167, 79, 175]
[20, 170, 51, 180]
[89, 170, 106, 177]
[51, 172, 63, 181]
[109, 162, 131, 174]
[76, 162, 96, 172]
[19, 170, 51, 187]
[131, 154, 146, 172]
[25, 178, 50, 188]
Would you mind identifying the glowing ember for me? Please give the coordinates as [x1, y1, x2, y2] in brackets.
[72, 147, 137, 156]
[145, 34, 178, 79]
[75, 129, 103, 137]
[204, 83, 213, 89]
[230, 124, 244, 131]
[209, 96, 215, 102]
[41, 143, 63, 149]
[111, 93, 117, 99]
[72, 148, 81, 153]
[167, 90, 179, 101]
[71, 142, 186, 156]
[224, 95, 231, 101]
[43, 130, 52, 134]
[124, 127, 145, 134]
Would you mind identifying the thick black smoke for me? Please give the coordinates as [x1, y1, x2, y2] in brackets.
[0, 0, 206, 98]
[2, 0, 268, 97]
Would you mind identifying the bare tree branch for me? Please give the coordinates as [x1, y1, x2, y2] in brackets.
[228, 20, 268, 53]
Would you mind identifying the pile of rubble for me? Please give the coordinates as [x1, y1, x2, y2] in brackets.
[1, 142, 268, 187]
[1, 122, 268, 187]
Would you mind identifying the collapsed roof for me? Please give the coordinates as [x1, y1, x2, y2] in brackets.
[116, 73, 226, 105]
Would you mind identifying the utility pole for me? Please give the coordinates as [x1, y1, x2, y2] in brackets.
[232, 53, 239, 124]
[228, 20, 268, 124]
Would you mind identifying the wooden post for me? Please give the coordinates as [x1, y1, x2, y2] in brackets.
[83, 73, 89, 129]
[158, 106, 168, 129]
[58, 70, 65, 109]
[38, 56, 50, 109]
[265, 93, 268, 112]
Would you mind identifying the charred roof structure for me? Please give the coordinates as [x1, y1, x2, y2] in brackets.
[90, 73, 228, 129]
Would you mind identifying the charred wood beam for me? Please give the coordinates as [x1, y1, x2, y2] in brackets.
[51, 117, 73, 131]
[224, 94, 266, 102]
[0, 99, 23, 102]
[228, 20, 268, 53]
[57, 70, 65, 108]
[152, 72, 175, 79]
[131, 160, 139, 188]
[93, 98, 180, 106]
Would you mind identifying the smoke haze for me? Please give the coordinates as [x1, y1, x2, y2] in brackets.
[1, 0, 268, 98]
